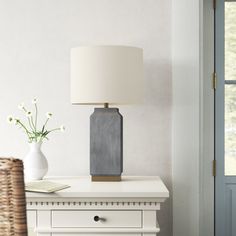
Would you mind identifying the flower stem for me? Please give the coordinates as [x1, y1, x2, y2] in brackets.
[47, 127, 60, 133]
[42, 118, 49, 132]
[35, 103, 38, 130]
[22, 106, 35, 132]
[30, 116, 36, 131]
[27, 117, 34, 131]
[18, 121, 31, 139]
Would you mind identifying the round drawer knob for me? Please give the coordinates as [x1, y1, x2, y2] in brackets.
[94, 215, 100, 222]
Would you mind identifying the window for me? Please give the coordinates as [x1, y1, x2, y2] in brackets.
[224, 2, 236, 175]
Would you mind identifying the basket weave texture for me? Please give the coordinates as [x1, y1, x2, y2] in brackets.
[0, 158, 28, 236]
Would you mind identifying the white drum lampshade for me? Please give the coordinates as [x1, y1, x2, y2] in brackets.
[71, 46, 143, 105]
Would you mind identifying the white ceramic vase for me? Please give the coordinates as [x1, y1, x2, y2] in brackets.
[24, 142, 48, 180]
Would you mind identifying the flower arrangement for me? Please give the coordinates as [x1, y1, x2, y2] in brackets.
[7, 98, 65, 143]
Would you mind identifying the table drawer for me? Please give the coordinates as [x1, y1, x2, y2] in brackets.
[52, 210, 142, 228]
[53, 234, 141, 236]
[27, 210, 37, 236]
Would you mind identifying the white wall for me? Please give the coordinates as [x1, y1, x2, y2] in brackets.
[172, 0, 200, 235]
[172, 0, 214, 236]
[0, 1, 172, 235]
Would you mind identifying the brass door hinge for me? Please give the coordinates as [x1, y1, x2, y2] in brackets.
[213, 0, 216, 10]
[212, 72, 217, 90]
[213, 160, 216, 177]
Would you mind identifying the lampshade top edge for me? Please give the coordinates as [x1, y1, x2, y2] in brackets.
[70, 45, 143, 51]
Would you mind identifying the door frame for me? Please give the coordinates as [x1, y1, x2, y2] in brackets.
[215, 0, 225, 235]
[214, 1, 236, 235]
[200, 0, 215, 235]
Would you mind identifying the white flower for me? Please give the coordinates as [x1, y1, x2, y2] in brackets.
[14, 118, 20, 125]
[7, 115, 14, 124]
[32, 98, 37, 104]
[60, 125, 65, 132]
[26, 111, 32, 117]
[46, 112, 52, 119]
[18, 102, 25, 110]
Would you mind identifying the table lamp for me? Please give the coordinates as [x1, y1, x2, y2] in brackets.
[71, 45, 143, 181]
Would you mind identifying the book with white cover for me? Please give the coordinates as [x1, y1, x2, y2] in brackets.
[25, 181, 70, 193]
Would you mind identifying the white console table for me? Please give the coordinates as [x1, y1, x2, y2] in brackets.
[26, 176, 169, 236]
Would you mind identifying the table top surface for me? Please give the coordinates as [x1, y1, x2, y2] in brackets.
[26, 176, 169, 199]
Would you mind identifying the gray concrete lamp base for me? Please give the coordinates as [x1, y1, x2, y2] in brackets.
[90, 108, 123, 181]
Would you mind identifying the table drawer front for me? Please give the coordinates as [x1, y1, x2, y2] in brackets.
[52, 234, 141, 236]
[27, 210, 37, 236]
[52, 210, 142, 228]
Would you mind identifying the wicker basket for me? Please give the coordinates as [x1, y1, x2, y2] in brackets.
[0, 158, 28, 236]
